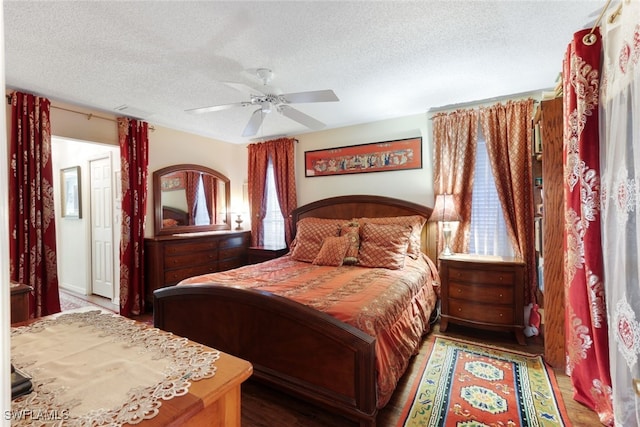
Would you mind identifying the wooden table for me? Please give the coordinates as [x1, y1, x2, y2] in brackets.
[11, 312, 253, 427]
[137, 352, 253, 427]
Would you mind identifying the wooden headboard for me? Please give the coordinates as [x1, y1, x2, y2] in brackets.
[290, 195, 436, 261]
[162, 206, 189, 226]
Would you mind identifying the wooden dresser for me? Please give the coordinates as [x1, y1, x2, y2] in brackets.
[439, 254, 526, 345]
[144, 231, 250, 305]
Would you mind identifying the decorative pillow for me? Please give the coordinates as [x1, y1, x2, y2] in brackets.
[355, 215, 426, 259]
[340, 221, 360, 265]
[290, 220, 341, 263]
[162, 218, 178, 228]
[358, 222, 412, 270]
[312, 235, 350, 266]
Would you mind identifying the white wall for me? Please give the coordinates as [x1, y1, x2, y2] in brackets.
[1, 5, 11, 421]
[52, 137, 120, 297]
[295, 113, 435, 207]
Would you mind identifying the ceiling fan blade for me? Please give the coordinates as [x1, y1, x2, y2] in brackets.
[281, 90, 339, 104]
[186, 101, 251, 114]
[242, 108, 265, 137]
[222, 81, 265, 96]
[278, 105, 326, 130]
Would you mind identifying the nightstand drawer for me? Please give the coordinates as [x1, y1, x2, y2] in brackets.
[449, 281, 514, 304]
[449, 299, 514, 325]
[448, 267, 515, 286]
[439, 254, 525, 344]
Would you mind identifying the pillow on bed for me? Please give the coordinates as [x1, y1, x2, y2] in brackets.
[355, 215, 426, 259]
[340, 221, 360, 265]
[357, 222, 412, 270]
[312, 235, 350, 266]
[162, 218, 179, 227]
[291, 220, 341, 263]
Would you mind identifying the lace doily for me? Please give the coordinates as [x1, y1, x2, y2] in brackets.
[10, 311, 220, 426]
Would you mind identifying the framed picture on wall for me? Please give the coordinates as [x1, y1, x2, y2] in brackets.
[304, 137, 422, 177]
[61, 166, 82, 218]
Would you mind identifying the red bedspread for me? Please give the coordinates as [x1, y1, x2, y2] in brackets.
[179, 253, 440, 408]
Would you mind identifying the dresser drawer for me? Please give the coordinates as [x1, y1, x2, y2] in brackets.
[449, 281, 514, 304]
[145, 231, 251, 307]
[165, 264, 218, 284]
[164, 240, 218, 255]
[218, 258, 245, 272]
[448, 266, 515, 286]
[219, 246, 246, 261]
[164, 251, 217, 268]
[219, 235, 247, 249]
[448, 299, 514, 325]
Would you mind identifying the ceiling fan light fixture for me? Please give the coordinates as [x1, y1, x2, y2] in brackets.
[256, 68, 273, 85]
[261, 101, 272, 113]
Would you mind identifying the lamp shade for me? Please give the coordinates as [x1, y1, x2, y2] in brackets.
[428, 194, 461, 222]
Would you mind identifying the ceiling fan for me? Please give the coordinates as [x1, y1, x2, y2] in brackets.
[186, 68, 339, 137]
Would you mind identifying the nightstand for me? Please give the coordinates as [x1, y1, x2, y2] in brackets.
[10, 282, 31, 324]
[247, 245, 289, 264]
[439, 253, 526, 345]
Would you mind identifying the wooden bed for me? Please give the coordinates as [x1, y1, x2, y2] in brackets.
[153, 195, 437, 427]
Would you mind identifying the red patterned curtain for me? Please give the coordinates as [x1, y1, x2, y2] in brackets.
[201, 174, 216, 224]
[432, 110, 478, 254]
[270, 138, 297, 245]
[563, 28, 613, 424]
[479, 99, 537, 304]
[185, 171, 199, 225]
[247, 137, 297, 247]
[9, 91, 61, 318]
[118, 118, 149, 317]
[248, 143, 268, 246]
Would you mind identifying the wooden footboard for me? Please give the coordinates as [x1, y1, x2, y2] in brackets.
[153, 284, 378, 426]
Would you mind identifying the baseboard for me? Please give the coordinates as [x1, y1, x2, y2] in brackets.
[59, 284, 87, 296]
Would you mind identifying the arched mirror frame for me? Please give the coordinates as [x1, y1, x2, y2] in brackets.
[153, 164, 231, 236]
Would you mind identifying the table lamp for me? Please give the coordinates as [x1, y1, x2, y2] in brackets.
[429, 194, 461, 256]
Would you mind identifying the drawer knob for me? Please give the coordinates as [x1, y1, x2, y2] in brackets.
[499, 276, 504, 281]
[499, 293, 503, 298]
[499, 313, 503, 317]
[458, 308, 462, 312]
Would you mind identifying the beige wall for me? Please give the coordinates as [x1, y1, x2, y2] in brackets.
[296, 113, 435, 207]
[35, 99, 248, 238]
[6, 93, 438, 240]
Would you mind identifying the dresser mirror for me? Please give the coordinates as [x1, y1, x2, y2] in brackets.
[153, 164, 231, 235]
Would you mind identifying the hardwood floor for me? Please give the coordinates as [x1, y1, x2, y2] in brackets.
[239, 322, 602, 427]
[63, 292, 602, 426]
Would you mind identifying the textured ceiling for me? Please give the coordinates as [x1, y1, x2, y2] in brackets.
[4, 1, 605, 145]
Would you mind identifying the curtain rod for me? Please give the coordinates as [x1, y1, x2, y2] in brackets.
[427, 88, 551, 115]
[51, 105, 156, 131]
[5, 94, 155, 131]
[584, 0, 623, 45]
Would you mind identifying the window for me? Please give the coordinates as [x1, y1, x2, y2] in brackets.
[262, 159, 286, 247]
[193, 173, 210, 226]
[468, 128, 514, 257]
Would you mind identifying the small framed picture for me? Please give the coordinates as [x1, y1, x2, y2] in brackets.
[61, 166, 82, 218]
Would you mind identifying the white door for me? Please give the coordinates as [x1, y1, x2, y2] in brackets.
[90, 156, 114, 298]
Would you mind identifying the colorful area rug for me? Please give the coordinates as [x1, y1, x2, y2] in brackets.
[397, 336, 571, 426]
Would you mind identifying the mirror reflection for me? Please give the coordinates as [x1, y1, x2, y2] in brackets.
[154, 164, 230, 235]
